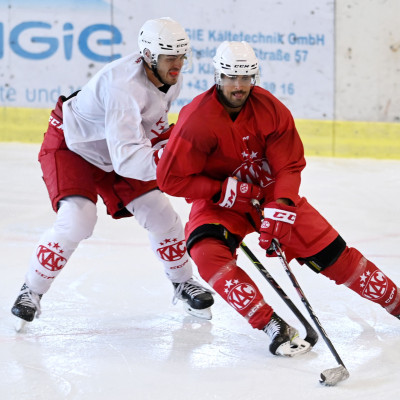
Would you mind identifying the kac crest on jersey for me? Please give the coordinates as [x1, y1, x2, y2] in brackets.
[150, 116, 169, 140]
[233, 157, 274, 188]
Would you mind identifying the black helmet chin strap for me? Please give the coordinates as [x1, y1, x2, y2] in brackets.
[151, 64, 166, 85]
[142, 56, 171, 91]
[152, 65, 171, 93]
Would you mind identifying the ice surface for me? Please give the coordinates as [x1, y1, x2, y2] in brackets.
[1, 143, 399, 399]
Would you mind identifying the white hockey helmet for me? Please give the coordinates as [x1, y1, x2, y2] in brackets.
[213, 41, 259, 85]
[138, 17, 190, 67]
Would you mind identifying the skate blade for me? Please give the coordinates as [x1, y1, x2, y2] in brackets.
[275, 336, 312, 357]
[183, 303, 212, 320]
[14, 317, 29, 333]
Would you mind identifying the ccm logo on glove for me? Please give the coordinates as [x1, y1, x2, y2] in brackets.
[259, 202, 297, 254]
[263, 208, 296, 224]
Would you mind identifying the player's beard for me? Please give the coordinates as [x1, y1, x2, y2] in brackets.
[218, 88, 250, 111]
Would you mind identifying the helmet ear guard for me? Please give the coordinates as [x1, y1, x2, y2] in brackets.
[142, 48, 153, 65]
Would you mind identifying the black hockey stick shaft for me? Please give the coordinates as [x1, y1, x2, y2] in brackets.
[240, 242, 318, 346]
[272, 239, 347, 369]
[251, 199, 345, 367]
[251, 199, 348, 384]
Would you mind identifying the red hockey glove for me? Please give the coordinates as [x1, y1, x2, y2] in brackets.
[152, 124, 174, 165]
[259, 201, 297, 255]
[216, 177, 263, 213]
[151, 124, 174, 149]
[153, 148, 165, 165]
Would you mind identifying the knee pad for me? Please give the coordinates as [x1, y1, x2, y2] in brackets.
[298, 235, 346, 273]
[187, 224, 240, 256]
[55, 196, 97, 242]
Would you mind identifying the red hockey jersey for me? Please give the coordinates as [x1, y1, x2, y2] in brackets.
[157, 85, 306, 237]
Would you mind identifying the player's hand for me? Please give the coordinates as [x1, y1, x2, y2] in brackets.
[259, 201, 297, 255]
[216, 177, 263, 213]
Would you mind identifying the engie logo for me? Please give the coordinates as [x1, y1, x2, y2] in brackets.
[0, 21, 123, 62]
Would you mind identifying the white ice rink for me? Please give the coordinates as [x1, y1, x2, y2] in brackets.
[1, 143, 399, 399]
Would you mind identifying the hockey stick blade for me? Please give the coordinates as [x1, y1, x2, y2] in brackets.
[240, 243, 318, 348]
[320, 365, 350, 386]
[272, 239, 350, 386]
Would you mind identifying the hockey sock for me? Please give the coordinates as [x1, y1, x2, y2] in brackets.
[190, 237, 273, 329]
[149, 230, 193, 283]
[25, 228, 79, 294]
[24, 197, 97, 294]
[322, 247, 400, 316]
[128, 190, 193, 283]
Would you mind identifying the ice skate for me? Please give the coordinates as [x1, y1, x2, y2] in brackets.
[264, 312, 311, 357]
[172, 278, 214, 320]
[11, 283, 42, 331]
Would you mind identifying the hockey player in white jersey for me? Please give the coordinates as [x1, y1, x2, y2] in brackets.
[11, 17, 214, 328]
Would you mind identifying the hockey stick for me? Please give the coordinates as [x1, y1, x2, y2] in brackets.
[251, 199, 349, 385]
[271, 240, 349, 386]
[240, 242, 318, 347]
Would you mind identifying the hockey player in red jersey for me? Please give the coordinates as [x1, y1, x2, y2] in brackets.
[157, 40, 400, 357]
[11, 17, 214, 329]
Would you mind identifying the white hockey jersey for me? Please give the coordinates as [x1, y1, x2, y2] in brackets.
[62, 53, 182, 181]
